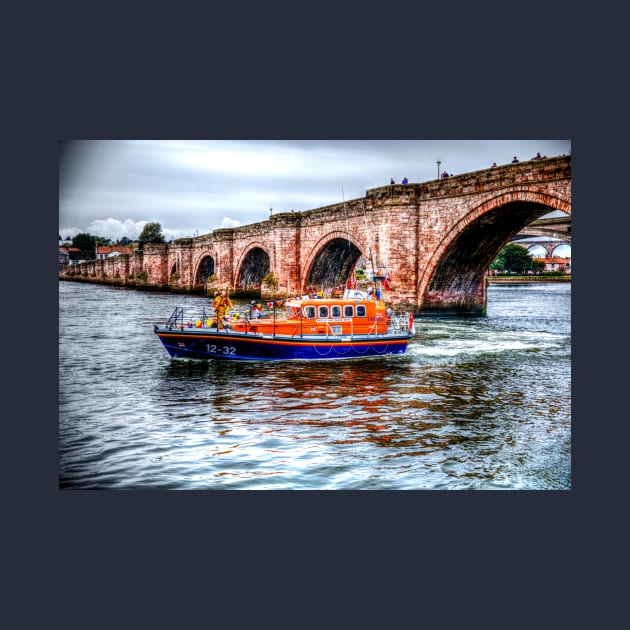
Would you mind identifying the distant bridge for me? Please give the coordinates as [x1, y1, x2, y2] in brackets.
[514, 215, 571, 243]
[511, 238, 571, 258]
[60, 155, 571, 316]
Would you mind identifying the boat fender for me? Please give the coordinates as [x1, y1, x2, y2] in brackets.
[409, 313, 414, 331]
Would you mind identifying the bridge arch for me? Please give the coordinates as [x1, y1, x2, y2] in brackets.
[167, 251, 179, 277]
[523, 242, 571, 257]
[419, 190, 571, 313]
[167, 247, 186, 280]
[235, 243, 271, 292]
[302, 231, 366, 291]
[549, 242, 571, 257]
[193, 252, 216, 288]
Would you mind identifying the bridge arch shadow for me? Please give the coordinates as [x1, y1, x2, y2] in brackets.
[235, 245, 270, 294]
[194, 254, 215, 288]
[419, 191, 571, 315]
[302, 232, 365, 292]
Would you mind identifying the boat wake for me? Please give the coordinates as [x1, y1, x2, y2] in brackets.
[408, 329, 565, 359]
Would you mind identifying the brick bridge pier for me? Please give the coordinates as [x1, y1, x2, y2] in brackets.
[60, 155, 571, 316]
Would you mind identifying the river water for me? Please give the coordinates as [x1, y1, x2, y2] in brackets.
[58, 281, 571, 490]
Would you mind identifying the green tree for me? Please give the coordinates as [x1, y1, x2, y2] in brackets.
[72, 233, 97, 252]
[262, 272, 279, 290]
[490, 243, 537, 274]
[138, 222, 165, 244]
[531, 258, 545, 273]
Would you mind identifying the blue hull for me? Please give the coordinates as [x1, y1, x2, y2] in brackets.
[154, 327, 410, 361]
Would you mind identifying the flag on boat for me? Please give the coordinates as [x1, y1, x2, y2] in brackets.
[382, 272, 391, 291]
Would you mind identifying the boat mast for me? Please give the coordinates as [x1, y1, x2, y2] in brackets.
[361, 198, 382, 297]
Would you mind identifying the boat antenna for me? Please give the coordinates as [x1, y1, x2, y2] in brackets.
[361, 197, 377, 277]
[341, 186, 354, 287]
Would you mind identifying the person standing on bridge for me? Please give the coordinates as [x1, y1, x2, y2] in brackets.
[390, 177, 395, 184]
[402, 177, 408, 184]
[512, 156, 520, 163]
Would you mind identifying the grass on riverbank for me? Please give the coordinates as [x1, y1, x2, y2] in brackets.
[487, 275, 571, 283]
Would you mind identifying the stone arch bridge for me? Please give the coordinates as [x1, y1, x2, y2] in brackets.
[60, 155, 571, 316]
[511, 237, 571, 257]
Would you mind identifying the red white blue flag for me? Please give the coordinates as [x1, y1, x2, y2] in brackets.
[382, 272, 391, 291]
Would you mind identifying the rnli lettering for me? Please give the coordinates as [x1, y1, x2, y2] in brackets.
[316, 318, 352, 323]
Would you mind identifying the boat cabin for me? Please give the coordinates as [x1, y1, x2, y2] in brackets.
[228, 290, 389, 337]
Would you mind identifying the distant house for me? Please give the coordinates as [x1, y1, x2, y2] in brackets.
[97, 245, 134, 259]
[59, 246, 88, 265]
[542, 256, 571, 273]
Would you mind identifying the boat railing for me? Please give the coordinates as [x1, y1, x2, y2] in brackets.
[161, 304, 414, 336]
[388, 311, 414, 334]
[165, 306, 186, 329]
[164, 306, 213, 329]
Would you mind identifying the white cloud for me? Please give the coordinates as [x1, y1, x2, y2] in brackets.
[85, 218, 146, 240]
[59, 227, 81, 240]
[77, 218, 216, 242]
[221, 217, 241, 228]
[59, 140, 572, 239]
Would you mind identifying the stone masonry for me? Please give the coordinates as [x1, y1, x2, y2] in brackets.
[59, 155, 571, 315]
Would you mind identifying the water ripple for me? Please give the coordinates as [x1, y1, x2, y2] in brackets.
[59, 281, 571, 490]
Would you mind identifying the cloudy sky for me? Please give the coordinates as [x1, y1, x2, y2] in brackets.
[59, 139, 571, 242]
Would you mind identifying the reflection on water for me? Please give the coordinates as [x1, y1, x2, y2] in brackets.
[59, 281, 571, 490]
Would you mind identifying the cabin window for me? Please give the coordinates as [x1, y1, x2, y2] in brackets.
[318, 305, 328, 318]
[343, 305, 354, 317]
[356, 304, 367, 317]
[304, 306, 316, 318]
[331, 305, 341, 318]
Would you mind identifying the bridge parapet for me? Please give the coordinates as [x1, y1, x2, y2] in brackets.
[367, 155, 571, 204]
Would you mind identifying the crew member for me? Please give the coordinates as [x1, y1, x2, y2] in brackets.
[214, 289, 233, 330]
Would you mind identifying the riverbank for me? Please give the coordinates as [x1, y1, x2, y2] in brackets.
[487, 275, 571, 284]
